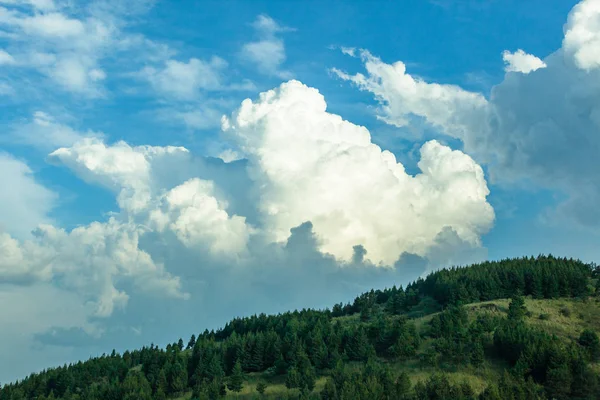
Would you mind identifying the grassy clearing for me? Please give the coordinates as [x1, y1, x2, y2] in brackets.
[174, 374, 328, 399]
[409, 296, 600, 342]
[460, 297, 600, 340]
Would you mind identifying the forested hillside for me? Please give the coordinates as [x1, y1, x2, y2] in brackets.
[1, 255, 599, 400]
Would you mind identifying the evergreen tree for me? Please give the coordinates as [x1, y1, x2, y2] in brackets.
[345, 326, 375, 361]
[154, 388, 166, 400]
[546, 364, 572, 400]
[155, 368, 168, 395]
[507, 294, 527, 321]
[256, 381, 267, 395]
[386, 289, 406, 315]
[285, 367, 300, 389]
[168, 359, 187, 394]
[340, 381, 358, 400]
[122, 370, 152, 400]
[579, 329, 600, 361]
[206, 378, 226, 399]
[187, 334, 196, 350]
[320, 379, 337, 400]
[471, 341, 485, 367]
[479, 384, 502, 400]
[227, 361, 244, 393]
[395, 371, 411, 399]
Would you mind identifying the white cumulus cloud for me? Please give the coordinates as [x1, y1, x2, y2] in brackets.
[222, 80, 494, 265]
[334, 0, 600, 228]
[149, 178, 251, 257]
[502, 49, 546, 73]
[49, 138, 190, 213]
[563, 0, 600, 70]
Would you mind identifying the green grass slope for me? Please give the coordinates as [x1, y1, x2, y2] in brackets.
[172, 296, 600, 399]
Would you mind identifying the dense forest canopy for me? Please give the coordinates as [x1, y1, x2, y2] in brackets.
[1, 255, 599, 400]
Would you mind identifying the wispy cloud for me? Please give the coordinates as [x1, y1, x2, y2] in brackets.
[240, 14, 294, 79]
[4, 111, 103, 152]
[0, 0, 170, 97]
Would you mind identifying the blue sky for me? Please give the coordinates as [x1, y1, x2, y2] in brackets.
[1, 0, 599, 384]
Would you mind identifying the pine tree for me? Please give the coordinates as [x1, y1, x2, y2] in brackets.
[546, 364, 573, 400]
[205, 353, 225, 382]
[479, 384, 502, 400]
[345, 326, 374, 361]
[156, 368, 168, 395]
[386, 289, 406, 315]
[285, 367, 300, 389]
[579, 329, 600, 361]
[227, 361, 244, 393]
[471, 341, 485, 367]
[395, 371, 411, 398]
[256, 381, 267, 394]
[187, 334, 196, 350]
[507, 294, 527, 321]
[154, 388, 166, 400]
[249, 334, 265, 371]
[168, 359, 187, 395]
[307, 329, 328, 368]
[340, 381, 358, 399]
[206, 378, 225, 399]
[320, 379, 337, 400]
[122, 370, 152, 400]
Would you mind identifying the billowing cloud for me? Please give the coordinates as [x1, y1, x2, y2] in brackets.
[563, 0, 600, 70]
[222, 80, 494, 265]
[0, 219, 188, 317]
[241, 15, 293, 79]
[149, 178, 251, 257]
[502, 49, 546, 73]
[334, 0, 600, 228]
[49, 138, 190, 213]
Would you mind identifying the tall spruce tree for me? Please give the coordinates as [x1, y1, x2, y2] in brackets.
[227, 361, 244, 393]
[507, 294, 527, 321]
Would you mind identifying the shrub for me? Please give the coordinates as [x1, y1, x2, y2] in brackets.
[579, 329, 600, 361]
[559, 306, 571, 317]
[256, 381, 267, 394]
